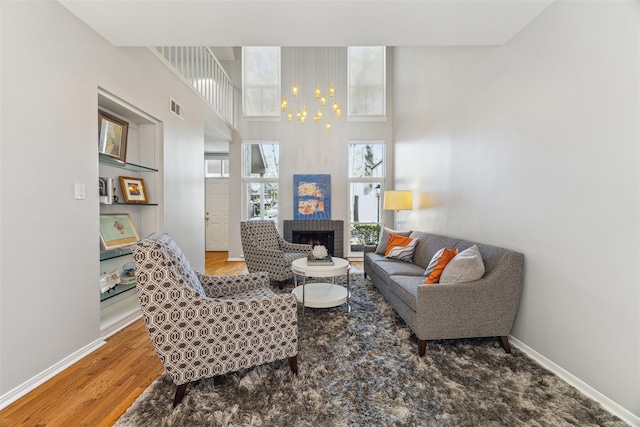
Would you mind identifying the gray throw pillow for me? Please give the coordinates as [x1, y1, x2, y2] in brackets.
[440, 245, 485, 283]
[375, 227, 412, 255]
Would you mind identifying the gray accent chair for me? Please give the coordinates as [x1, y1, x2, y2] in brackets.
[133, 232, 298, 407]
[240, 220, 312, 288]
[364, 231, 524, 356]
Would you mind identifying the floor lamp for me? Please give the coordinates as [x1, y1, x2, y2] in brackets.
[383, 190, 413, 230]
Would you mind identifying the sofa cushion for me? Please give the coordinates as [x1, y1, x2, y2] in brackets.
[424, 248, 458, 284]
[387, 275, 425, 312]
[385, 234, 418, 262]
[440, 245, 485, 283]
[410, 231, 462, 269]
[376, 227, 412, 255]
[370, 256, 426, 282]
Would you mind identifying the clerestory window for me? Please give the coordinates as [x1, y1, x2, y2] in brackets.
[242, 47, 281, 117]
[348, 47, 386, 118]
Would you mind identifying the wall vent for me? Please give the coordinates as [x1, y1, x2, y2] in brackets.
[170, 98, 185, 119]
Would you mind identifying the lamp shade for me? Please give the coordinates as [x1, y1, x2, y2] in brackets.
[383, 190, 413, 211]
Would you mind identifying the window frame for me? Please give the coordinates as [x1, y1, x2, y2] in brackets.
[242, 47, 282, 119]
[242, 141, 280, 221]
[347, 140, 386, 258]
[347, 46, 387, 119]
[204, 158, 229, 178]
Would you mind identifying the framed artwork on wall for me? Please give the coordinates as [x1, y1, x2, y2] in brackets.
[119, 176, 148, 204]
[294, 174, 331, 220]
[98, 110, 129, 162]
[99, 213, 140, 250]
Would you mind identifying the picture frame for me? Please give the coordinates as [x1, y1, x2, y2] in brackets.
[98, 111, 129, 162]
[99, 213, 140, 250]
[119, 176, 148, 204]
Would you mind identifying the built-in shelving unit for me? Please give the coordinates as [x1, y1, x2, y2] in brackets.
[98, 88, 162, 337]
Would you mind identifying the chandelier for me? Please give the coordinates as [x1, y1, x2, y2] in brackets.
[281, 48, 342, 132]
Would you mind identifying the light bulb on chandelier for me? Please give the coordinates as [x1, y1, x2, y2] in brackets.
[282, 48, 341, 132]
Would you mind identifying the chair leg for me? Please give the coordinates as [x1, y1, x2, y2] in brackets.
[419, 339, 427, 357]
[173, 382, 189, 408]
[288, 355, 298, 374]
[499, 336, 512, 354]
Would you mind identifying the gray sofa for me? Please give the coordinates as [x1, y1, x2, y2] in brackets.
[364, 231, 524, 356]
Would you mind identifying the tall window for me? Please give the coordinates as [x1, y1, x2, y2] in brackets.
[242, 47, 281, 117]
[242, 142, 279, 221]
[348, 47, 386, 117]
[348, 142, 385, 256]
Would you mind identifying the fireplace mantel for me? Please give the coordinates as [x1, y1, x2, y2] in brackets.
[284, 220, 344, 258]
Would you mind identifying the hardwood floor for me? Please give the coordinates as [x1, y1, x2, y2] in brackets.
[0, 253, 363, 426]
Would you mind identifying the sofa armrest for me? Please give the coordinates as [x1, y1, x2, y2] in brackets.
[415, 252, 524, 339]
[197, 271, 270, 298]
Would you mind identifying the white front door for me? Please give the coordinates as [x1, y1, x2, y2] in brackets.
[205, 178, 229, 251]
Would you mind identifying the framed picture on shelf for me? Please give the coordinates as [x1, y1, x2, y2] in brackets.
[119, 176, 148, 204]
[99, 213, 140, 250]
[98, 111, 128, 162]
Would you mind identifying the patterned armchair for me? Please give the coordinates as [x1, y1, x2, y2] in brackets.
[240, 220, 312, 287]
[132, 232, 298, 407]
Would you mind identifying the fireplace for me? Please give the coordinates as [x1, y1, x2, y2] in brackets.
[284, 220, 344, 258]
[292, 231, 334, 256]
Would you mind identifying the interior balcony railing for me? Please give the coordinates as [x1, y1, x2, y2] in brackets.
[153, 46, 234, 126]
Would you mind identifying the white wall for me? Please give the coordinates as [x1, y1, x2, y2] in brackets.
[393, 1, 639, 419]
[228, 47, 395, 259]
[0, 1, 215, 397]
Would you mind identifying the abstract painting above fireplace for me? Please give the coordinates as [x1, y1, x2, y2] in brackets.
[293, 174, 331, 221]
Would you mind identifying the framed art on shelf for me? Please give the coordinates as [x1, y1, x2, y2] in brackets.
[99, 213, 140, 250]
[119, 176, 148, 204]
[98, 110, 129, 162]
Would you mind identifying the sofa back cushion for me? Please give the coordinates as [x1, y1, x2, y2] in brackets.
[454, 240, 511, 275]
[410, 231, 462, 269]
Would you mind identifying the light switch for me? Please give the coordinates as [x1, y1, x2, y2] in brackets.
[75, 183, 86, 200]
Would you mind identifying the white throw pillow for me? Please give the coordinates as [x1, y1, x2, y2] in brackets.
[440, 245, 485, 283]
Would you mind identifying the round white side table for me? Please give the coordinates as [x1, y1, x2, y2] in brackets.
[291, 257, 351, 316]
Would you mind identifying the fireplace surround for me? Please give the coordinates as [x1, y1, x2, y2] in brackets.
[284, 220, 344, 258]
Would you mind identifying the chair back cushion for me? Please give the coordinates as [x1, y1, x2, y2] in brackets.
[134, 232, 205, 297]
[241, 220, 280, 250]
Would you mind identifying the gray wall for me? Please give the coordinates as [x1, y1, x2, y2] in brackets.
[0, 1, 217, 397]
[393, 1, 638, 418]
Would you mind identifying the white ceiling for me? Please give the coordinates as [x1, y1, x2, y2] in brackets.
[58, 0, 553, 47]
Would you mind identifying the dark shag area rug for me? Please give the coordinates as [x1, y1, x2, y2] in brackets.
[115, 274, 626, 427]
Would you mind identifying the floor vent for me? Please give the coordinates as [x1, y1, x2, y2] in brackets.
[170, 98, 185, 119]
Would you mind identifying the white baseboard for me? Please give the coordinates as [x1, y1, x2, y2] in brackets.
[510, 336, 639, 426]
[101, 310, 142, 339]
[227, 257, 244, 262]
[0, 338, 106, 410]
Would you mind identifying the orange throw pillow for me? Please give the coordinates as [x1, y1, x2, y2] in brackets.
[424, 248, 458, 284]
[384, 234, 418, 262]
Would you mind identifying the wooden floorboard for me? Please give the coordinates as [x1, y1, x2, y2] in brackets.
[0, 252, 363, 426]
